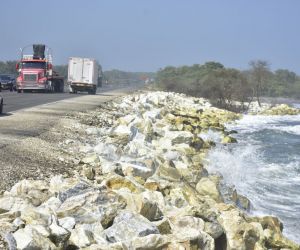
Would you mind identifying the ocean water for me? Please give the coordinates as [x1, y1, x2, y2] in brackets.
[206, 114, 300, 243]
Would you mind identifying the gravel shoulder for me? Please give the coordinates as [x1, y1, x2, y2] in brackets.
[0, 88, 135, 191]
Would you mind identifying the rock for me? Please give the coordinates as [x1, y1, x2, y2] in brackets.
[166, 131, 194, 145]
[260, 104, 300, 116]
[40, 197, 62, 211]
[81, 154, 100, 165]
[167, 188, 189, 208]
[49, 215, 71, 246]
[156, 164, 182, 182]
[68, 226, 95, 248]
[8, 180, 50, 206]
[105, 175, 142, 193]
[172, 215, 205, 232]
[104, 210, 159, 243]
[58, 216, 76, 230]
[121, 162, 155, 180]
[81, 165, 96, 180]
[217, 208, 262, 250]
[20, 207, 50, 225]
[57, 189, 126, 227]
[4, 233, 17, 250]
[236, 194, 251, 211]
[221, 135, 237, 144]
[124, 234, 170, 249]
[13, 226, 56, 250]
[144, 179, 159, 191]
[49, 175, 77, 195]
[94, 142, 119, 161]
[196, 177, 222, 202]
[139, 197, 163, 221]
[13, 217, 25, 229]
[0, 196, 33, 213]
[171, 228, 215, 250]
[110, 125, 133, 143]
[204, 221, 224, 239]
[153, 218, 172, 234]
[58, 180, 93, 202]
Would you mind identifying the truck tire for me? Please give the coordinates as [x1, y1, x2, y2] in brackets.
[69, 86, 77, 94]
[88, 86, 96, 95]
[59, 80, 64, 93]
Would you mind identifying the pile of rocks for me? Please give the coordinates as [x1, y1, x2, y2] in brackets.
[0, 91, 298, 249]
[259, 103, 300, 116]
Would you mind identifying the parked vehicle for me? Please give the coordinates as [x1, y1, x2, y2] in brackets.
[16, 44, 64, 93]
[0, 74, 14, 91]
[0, 95, 3, 114]
[68, 57, 102, 94]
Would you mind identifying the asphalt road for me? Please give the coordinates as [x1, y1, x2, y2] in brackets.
[0, 84, 128, 114]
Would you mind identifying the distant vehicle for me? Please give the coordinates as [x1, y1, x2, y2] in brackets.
[0, 74, 14, 92]
[0, 95, 3, 114]
[16, 44, 64, 93]
[67, 57, 102, 94]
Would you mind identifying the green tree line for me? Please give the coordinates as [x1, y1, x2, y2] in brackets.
[156, 61, 300, 111]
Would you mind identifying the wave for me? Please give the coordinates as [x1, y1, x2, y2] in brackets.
[207, 122, 300, 242]
[227, 114, 300, 135]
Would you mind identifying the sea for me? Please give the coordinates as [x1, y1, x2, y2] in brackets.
[205, 105, 300, 243]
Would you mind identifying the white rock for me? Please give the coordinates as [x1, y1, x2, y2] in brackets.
[58, 217, 76, 230]
[68, 226, 94, 248]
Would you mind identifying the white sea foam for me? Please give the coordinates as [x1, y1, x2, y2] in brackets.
[199, 129, 222, 143]
[226, 114, 300, 134]
[208, 114, 300, 243]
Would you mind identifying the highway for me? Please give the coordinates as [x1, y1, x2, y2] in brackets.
[0, 84, 122, 114]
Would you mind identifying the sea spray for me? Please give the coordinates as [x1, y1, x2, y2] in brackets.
[207, 114, 300, 243]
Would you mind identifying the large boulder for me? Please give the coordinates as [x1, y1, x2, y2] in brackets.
[104, 210, 160, 243]
[56, 188, 126, 228]
[13, 225, 56, 250]
[196, 177, 222, 202]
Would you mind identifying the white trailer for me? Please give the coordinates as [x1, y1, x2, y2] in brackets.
[68, 57, 101, 94]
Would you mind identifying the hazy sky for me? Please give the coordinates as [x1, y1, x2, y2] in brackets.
[0, 0, 299, 73]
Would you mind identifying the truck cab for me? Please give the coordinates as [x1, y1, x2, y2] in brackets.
[16, 44, 64, 93]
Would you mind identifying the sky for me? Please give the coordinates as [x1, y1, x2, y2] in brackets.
[0, 0, 299, 73]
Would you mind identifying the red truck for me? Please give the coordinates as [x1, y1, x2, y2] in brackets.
[16, 44, 64, 93]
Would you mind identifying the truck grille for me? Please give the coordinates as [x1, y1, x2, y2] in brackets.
[23, 74, 37, 82]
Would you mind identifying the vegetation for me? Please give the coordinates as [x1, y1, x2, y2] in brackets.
[0, 61, 17, 75]
[156, 61, 300, 111]
[103, 69, 155, 85]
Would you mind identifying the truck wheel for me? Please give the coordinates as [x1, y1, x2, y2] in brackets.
[89, 87, 96, 95]
[60, 80, 65, 93]
[69, 87, 77, 94]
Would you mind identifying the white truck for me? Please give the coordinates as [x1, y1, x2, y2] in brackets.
[68, 57, 102, 94]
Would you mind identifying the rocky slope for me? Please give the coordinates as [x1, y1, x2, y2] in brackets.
[0, 91, 299, 249]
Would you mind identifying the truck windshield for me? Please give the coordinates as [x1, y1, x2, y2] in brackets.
[22, 62, 46, 69]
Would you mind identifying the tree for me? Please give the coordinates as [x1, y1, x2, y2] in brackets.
[249, 60, 270, 107]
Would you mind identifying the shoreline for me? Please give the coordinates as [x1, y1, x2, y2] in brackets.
[0, 91, 299, 249]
